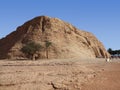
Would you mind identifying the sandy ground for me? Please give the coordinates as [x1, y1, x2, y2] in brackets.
[0, 58, 120, 90]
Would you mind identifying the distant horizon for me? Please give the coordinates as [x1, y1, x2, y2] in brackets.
[0, 0, 120, 50]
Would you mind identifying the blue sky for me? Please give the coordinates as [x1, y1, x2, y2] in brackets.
[0, 0, 120, 50]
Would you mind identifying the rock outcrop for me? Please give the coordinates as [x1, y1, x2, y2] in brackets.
[0, 16, 110, 59]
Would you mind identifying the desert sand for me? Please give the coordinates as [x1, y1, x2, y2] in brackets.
[0, 58, 120, 90]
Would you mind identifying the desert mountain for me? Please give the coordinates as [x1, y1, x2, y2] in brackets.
[0, 16, 110, 59]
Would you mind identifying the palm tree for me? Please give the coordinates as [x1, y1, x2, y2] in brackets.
[45, 40, 52, 59]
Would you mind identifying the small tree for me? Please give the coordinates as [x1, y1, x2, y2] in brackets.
[107, 48, 113, 55]
[21, 41, 42, 60]
[45, 40, 52, 59]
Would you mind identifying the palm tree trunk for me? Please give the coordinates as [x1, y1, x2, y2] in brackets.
[46, 49, 48, 59]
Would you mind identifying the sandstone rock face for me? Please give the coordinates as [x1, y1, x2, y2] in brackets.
[0, 16, 110, 59]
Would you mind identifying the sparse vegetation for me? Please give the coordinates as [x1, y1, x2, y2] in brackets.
[108, 48, 120, 56]
[21, 41, 42, 60]
[45, 40, 52, 59]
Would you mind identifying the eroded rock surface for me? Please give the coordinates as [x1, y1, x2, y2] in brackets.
[0, 16, 109, 59]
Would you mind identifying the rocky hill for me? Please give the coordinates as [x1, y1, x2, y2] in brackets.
[0, 16, 110, 59]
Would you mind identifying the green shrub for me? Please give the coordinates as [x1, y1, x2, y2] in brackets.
[21, 41, 42, 60]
